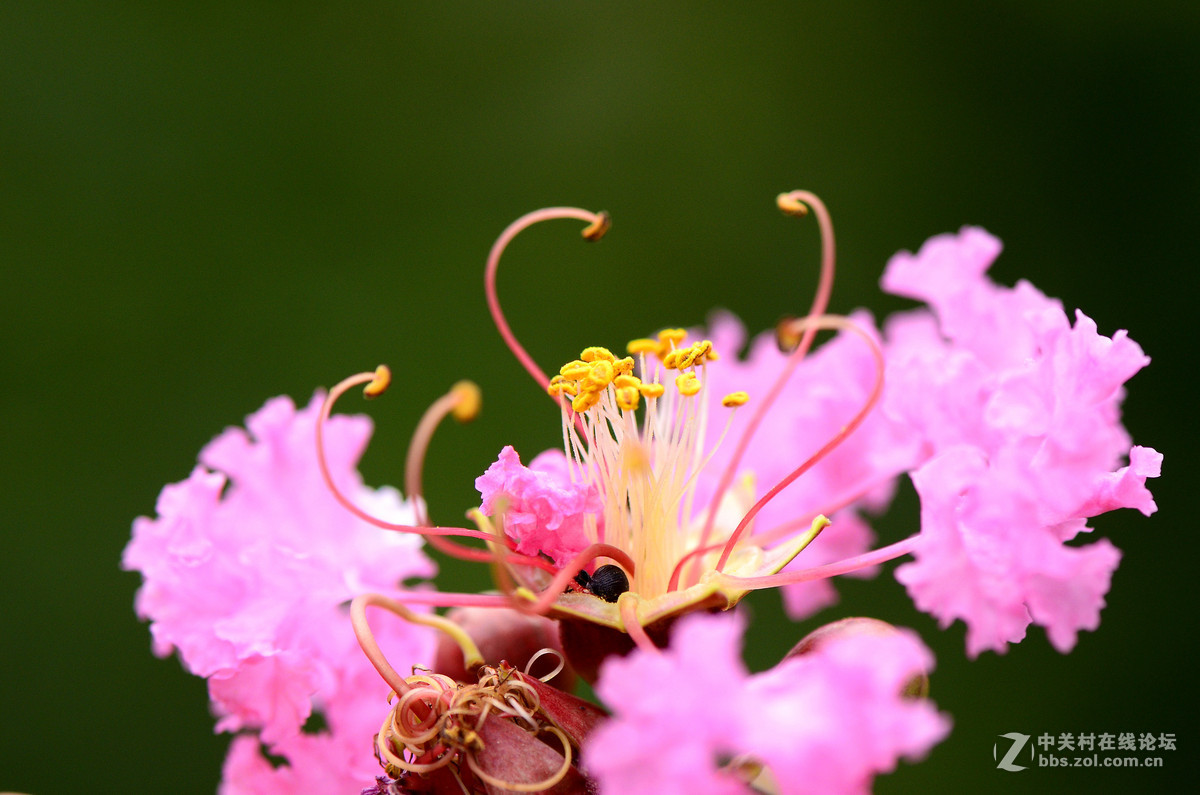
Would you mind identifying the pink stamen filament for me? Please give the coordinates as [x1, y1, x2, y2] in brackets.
[714, 315, 885, 573]
[397, 382, 547, 570]
[666, 462, 907, 593]
[750, 467, 908, 549]
[485, 206, 610, 394]
[405, 389, 464, 527]
[316, 370, 514, 547]
[620, 597, 661, 655]
[695, 191, 836, 568]
[714, 534, 920, 590]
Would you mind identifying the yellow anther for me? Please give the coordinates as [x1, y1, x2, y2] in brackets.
[675, 372, 702, 397]
[674, 345, 701, 370]
[582, 210, 611, 241]
[662, 349, 681, 370]
[450, 380, 482, 422]
[363, 365, 392, 398]
[547, 376, 579, 397]
[559, 360, 591, 380]
[775, 316, 802, 352]
[615, 386, 640, 412]
[572, 391, 601, 413]
[626, 338, 659, 356]
[777, 192, 810, 216]
[721, 391, 750, 408]
[657, 328, 688, 348]
[583, 359, 615, 391]
[693, 340, 715, 361]
[613, 356, 635, 376]
[639, 382, 665, 399]
[581, 346, 616, 363]
[613, 374, 641, 390]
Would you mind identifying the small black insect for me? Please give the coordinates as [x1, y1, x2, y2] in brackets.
[572, 564, 630, 603]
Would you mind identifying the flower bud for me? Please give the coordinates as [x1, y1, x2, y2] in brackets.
[786, 617, 930, 698]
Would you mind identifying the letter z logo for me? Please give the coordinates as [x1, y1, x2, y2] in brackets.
[994, 732, 1032, 771]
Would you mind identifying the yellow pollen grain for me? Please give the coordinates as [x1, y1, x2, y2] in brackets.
[363, 365, 392, 398]
[450, 380, 483, 421]
[626, 338, 659, 355]
[721, 391, 750, 408]
[675, 372, 701, 397]
[581, 346, 616, 363]
[559, 360, 591, 380]
[639, 382, 665, 398]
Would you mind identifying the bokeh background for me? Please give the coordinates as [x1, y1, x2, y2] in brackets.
[2, 2, 1194, 793]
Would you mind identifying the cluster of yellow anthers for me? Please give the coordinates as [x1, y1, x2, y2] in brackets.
[377, 661, 573, 792]
[546, 329, 748, 414]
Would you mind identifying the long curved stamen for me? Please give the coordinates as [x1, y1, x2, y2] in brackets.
[405, 380, 482, 526]
[400, 379, 526, 568]
[714, 315, 885, 572]
[316, 367, 512, 546]
[485, 207, 611, 393]
[695, 192, 835, 565]
[714, 534, 920, 590]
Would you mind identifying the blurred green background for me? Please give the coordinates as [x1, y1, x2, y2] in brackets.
[1, 2, 1193, 792]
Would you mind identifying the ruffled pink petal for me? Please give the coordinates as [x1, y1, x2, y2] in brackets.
[1075, 445, 1162, 518]
[476, 445, 602, 567]
[587, 612, 762, 795]
[746, 631, 950, 794]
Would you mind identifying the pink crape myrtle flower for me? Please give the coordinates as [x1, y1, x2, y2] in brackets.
[878, 227, 1161, 655]
[123, 394, 436, 791]
[126, 191, 1162, 794]
[586, 611, 950, 795]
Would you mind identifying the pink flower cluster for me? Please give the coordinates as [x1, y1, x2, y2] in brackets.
[475, 445, 603, 567]
[586, 612, 950, 795]
[123, 395, 436, 792]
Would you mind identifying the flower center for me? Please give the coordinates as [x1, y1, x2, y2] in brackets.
[549, 330, 749, 598]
